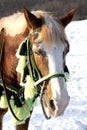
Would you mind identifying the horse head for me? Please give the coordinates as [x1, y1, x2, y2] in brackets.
[23, 8, 75, 118]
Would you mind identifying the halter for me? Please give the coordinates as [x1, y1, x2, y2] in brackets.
[0, 29, 67, 123]
[26, 29, 65, 84]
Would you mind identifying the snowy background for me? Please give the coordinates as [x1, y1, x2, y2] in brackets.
[3, 20, 87, 130]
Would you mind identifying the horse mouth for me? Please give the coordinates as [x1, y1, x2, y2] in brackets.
[40, 94, 60, 119]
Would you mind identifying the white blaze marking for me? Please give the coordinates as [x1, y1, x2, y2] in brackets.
[46, 43, 64, 100]
[45, 42, 70, 116]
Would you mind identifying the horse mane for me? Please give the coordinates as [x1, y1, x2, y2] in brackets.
[0, 10, 66, 45]
[0, 12, 27, 36]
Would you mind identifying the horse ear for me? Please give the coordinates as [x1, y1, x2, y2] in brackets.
[23, 7, 42, 30]
[60, 9, 76, 27]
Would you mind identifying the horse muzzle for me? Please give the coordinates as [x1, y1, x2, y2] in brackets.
[40, 90, 70, 119]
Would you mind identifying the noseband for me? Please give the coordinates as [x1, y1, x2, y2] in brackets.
[0, 29, 68, 123]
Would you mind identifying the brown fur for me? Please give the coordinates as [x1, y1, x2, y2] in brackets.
[0, 8, 75, 130]
[0, 28, 30, 130]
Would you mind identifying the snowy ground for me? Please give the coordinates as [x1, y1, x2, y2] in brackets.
[3, 20, 87, 130]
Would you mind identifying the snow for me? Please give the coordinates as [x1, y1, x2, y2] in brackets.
[3, 20, 87, 130]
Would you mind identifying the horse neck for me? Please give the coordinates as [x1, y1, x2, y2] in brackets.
[0, 27, 29, 86]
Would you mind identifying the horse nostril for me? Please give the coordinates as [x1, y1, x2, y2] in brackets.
[49, 99, 55, 111]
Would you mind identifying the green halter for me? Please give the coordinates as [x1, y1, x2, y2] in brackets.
[16, 29, 66, 122]
[26, 29, 65, 86]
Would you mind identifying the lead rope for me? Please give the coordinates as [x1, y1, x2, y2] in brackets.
[0, 39, 23, 122]
[40, 81, 51, 119]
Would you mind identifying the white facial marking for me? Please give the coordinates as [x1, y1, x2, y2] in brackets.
[44, 41, 70, 116]
[46, 42, 64, 99]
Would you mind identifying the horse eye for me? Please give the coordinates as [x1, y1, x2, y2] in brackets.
[38, 41, 42, 44]
[39, 49, 46, 56]
[35, 49, 46, 56]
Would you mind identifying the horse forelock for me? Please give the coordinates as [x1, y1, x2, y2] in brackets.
[42, 18, 66, 46]
[32, 11, 66, 46]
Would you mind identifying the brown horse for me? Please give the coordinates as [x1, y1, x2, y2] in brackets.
[0, 8, 75, 130]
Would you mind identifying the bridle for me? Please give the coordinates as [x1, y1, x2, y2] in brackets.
[0, 29, 68, 122]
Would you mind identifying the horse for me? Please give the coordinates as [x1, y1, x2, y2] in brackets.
[0, 8, 75, 130]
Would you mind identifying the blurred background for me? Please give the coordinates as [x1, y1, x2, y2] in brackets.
[0, 0, 87, 20]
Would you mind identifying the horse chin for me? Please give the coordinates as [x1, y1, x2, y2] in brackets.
[41, 96, 69, 119]
[47, 100, 64, 118]
[42, 102, 59, 119]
